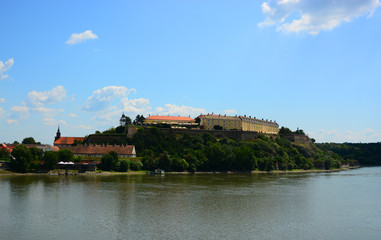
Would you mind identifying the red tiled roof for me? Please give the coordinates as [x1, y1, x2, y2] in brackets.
[54, 137, 85, 145]
[146, 115, 194, 122]
[0, 143, 12, 152]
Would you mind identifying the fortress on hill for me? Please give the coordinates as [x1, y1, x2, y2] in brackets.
[144, 113, 279, 135]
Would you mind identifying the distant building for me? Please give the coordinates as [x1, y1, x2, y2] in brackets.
[200, 114, 279, 135]
[119, 113, 129, 126]
[0, 143, 12, 153]
[2, 143, 59, 153]
[145, 115, 196, 126]
[61, 144, 136, 158]
[54, 127, 85, 147]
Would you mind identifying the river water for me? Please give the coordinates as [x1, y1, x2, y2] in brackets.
[0, 167, 380, 240]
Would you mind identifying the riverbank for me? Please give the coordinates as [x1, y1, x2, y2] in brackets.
[0, 166, 360, 176]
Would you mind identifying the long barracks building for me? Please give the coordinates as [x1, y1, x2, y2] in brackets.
[200, 114, 279, 135]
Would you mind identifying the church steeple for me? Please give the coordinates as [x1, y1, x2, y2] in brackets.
[55, 126, 61, 142]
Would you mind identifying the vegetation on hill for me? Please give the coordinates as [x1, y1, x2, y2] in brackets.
[317, 142, 381, 165]
[130, 127, 349, 172]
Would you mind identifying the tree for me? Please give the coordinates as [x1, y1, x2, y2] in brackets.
[119, 160, 129, 172]
[43, 151, 59, 170]
[10, 145, 32, 172]
[172, 157, 189, 171]
[213, 125, 223, 130]
[0, 148, 9, 158]
[279, 127, 293, 136]
[58, 149, 74, 162]
[133, 115, 146, 125]
[22, 137, 36, 144]
[30, 147, 43, 161]
[109, 151, 119, 163]
[72, 139, 82, 146]
[100, 154, 118, 171]
[158, 152, 172, 171]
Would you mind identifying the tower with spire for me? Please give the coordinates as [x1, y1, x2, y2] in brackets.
[120, 113, 128, 126]
[54, 126, 61, 142]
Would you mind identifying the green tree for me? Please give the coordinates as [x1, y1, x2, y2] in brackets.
[129, 160, 143, 171]
[72, 139, 82, 146]
[30, 147, 43, 161]
[10, 145, 32, 172]
[100, 154, 117, 171]
[158, 152, 172, 171]
[234, 145, 255, 171]
[133, 115, 146, 125]
[22, 137, 36, 144]
[213, 125, 223, 130]
[119, 160, 130, 172]
[43, 151, 59, 170]
[0, 148, 9, 159]
[58, 149, 74, 162]
[109, 151, 119, 163]
[172, 157, 189, 171]
[115, 126, 125, 133]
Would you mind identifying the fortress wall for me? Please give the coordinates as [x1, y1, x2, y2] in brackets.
[87, 127, 278, 144]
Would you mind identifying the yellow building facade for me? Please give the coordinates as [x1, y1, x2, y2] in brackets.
[200, 114, 279, 135]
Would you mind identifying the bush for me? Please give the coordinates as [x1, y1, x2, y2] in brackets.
[129, 160, 143, 171]
[10, 145, 32, 173]
[43, 151, 59, 170]
[100, 154, 118, 171]
[119, 160, 130, 172]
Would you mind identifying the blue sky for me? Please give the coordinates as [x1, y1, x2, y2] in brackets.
[1, 0, 381, 144]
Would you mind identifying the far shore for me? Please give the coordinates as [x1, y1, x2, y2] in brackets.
[0, 166, 360, 176]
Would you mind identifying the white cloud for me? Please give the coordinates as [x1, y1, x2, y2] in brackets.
[0, 107, 5, 118]
[259, 0, 381, 34]
[310, 128, 381, 143]
[42, 118, 66, 126]
[121, 98, 152, 115]
[0, 98, 5, 103]
[7, 119, 18, 124]
[154, 104, 206, 118]
[82, 86, 136, 112]
[65, 30, 98, 45]
[69, 113, 77, 117]
[76, 125, 92, 130]
[27, 85, 66, 107]
[0, 58, 14, 80]
[224, 109, 237, 115]
[8, 105, 30, 121]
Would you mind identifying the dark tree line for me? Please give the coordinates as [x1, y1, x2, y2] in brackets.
[317, 142, 381, 165]
[130, 127, 344, 172]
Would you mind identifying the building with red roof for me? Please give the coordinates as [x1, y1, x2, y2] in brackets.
[61, 144, 136, 158]
[145, 115, 196, 125]
[53, 127, 85, 147]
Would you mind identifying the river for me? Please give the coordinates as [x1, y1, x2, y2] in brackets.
[1, 167, 380, 240]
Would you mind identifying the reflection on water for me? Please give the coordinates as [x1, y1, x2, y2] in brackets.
[1, 167, 381, 240]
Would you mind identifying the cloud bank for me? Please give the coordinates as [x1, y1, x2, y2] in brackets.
[26, 85, 66, 107]
[82, 86, 136, 112]
[308, 128, 381, 143]
[65, 30, 98, 45]
[259, 0, 381, 34]
[7, 86, 67, 125]
[0, 58, 14, 80]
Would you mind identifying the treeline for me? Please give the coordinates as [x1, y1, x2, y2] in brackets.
[131, 127, 346, 172]
[2, 145, 77, 173]
[317, 142, 381, 165]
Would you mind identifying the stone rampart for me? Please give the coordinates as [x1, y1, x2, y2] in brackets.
[87, 127, 278, 143]
[142, 127, 277, 141]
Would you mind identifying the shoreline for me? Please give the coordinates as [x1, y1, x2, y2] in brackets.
[0, 166, 360, 176]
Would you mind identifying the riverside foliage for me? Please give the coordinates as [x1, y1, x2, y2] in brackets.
[131, 127, 346, 172]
